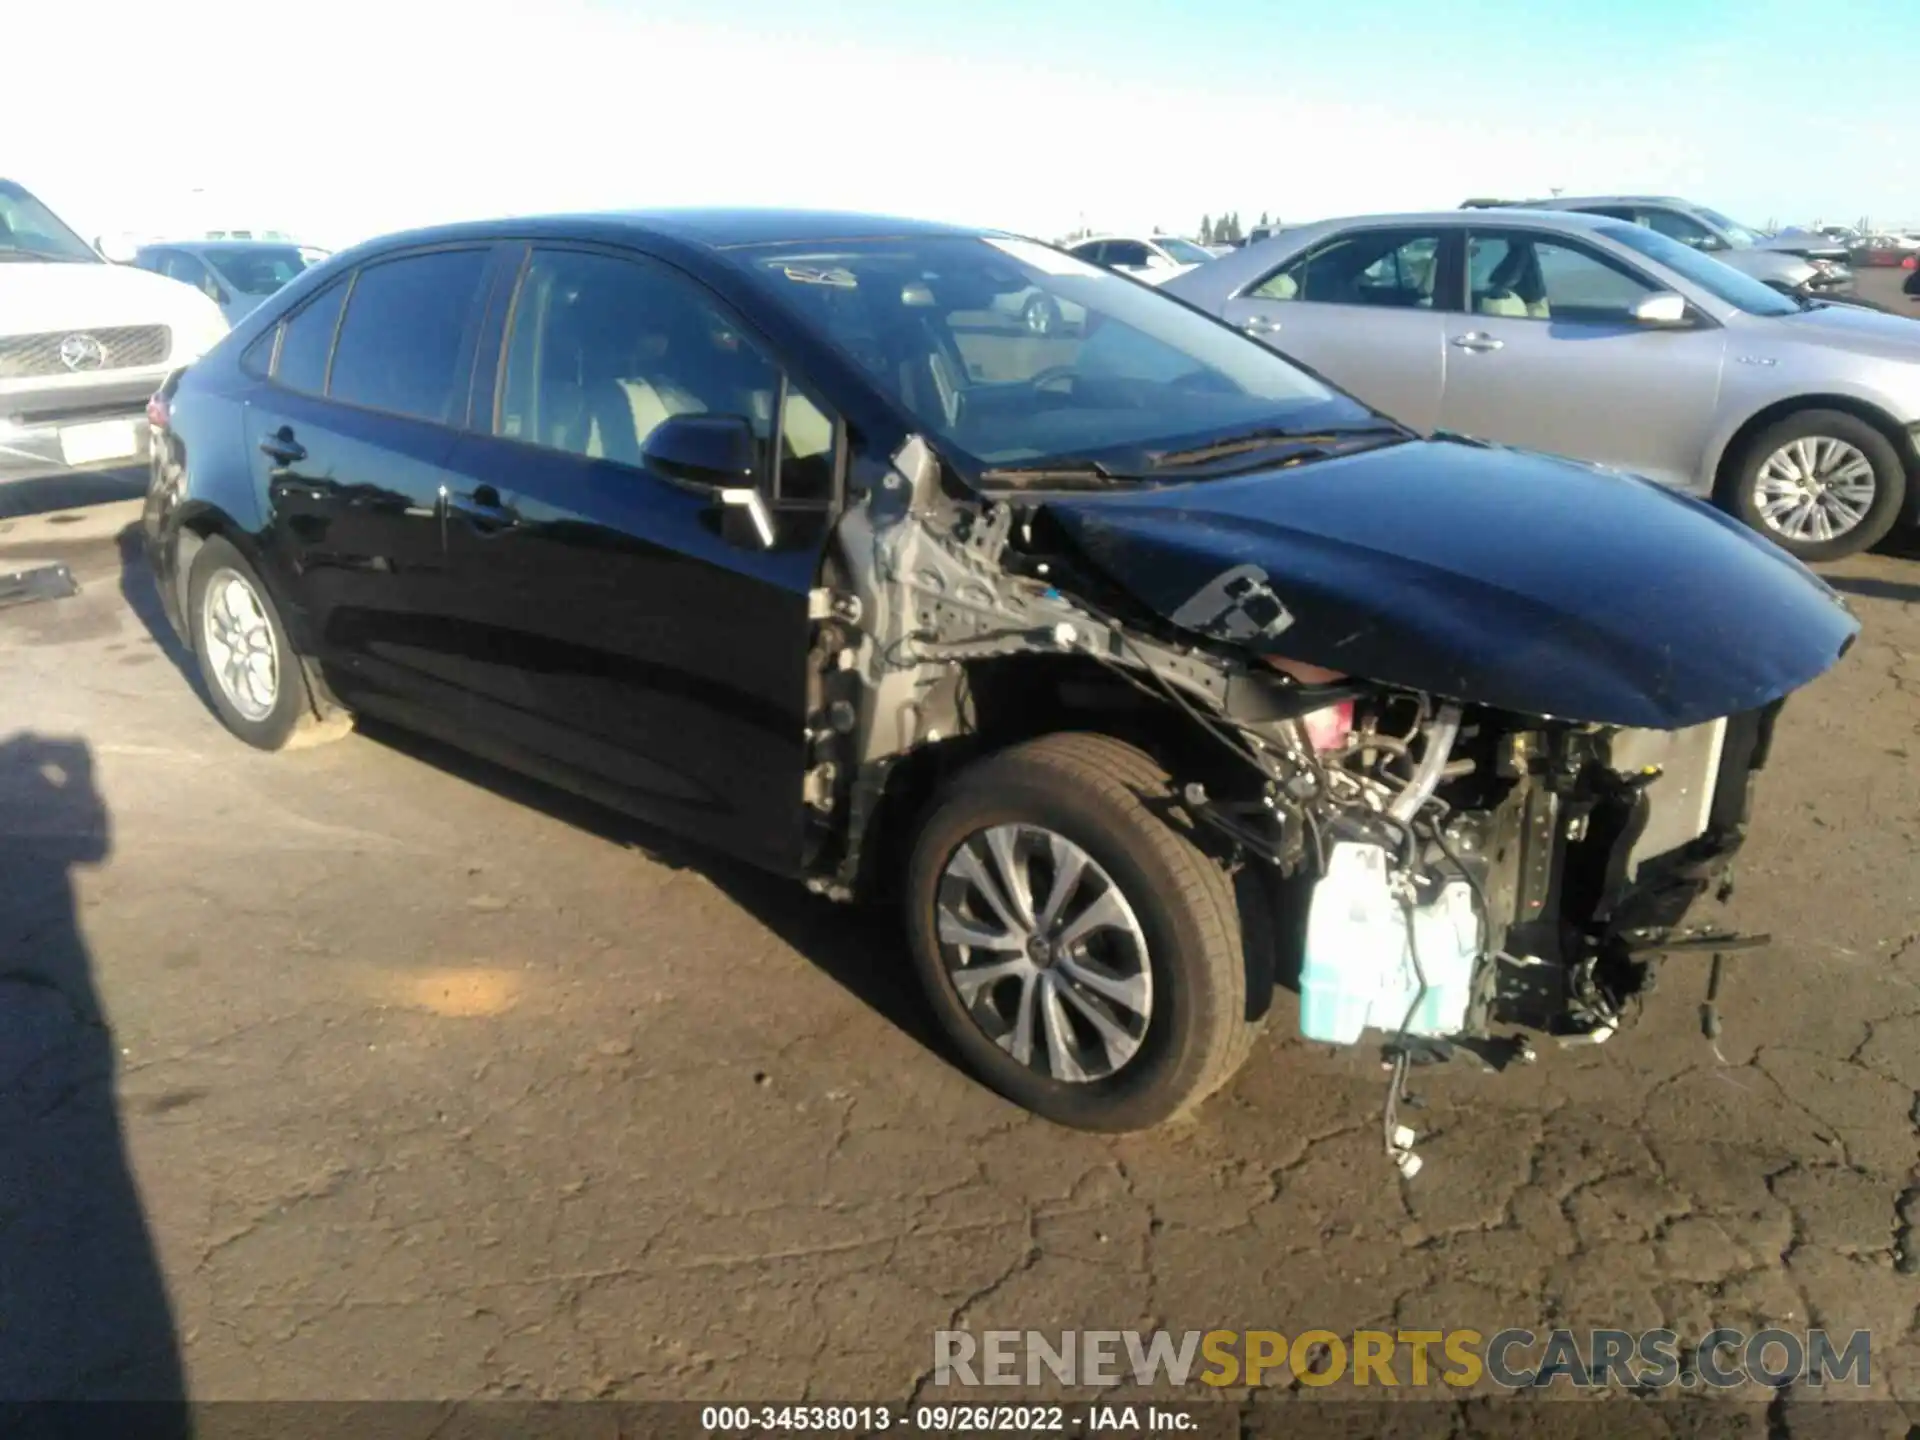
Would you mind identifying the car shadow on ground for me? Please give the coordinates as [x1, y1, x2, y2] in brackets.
[109, 534, 949, 1062]
[0, 465, 146, 523]
[0, 732, 188, 1432]
[1827, 572, 1920, 605]
[115, 524, 203, 699]
[355, 719, 953, 1062]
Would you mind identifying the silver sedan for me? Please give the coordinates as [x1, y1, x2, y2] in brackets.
[1164, 209, 1920, 561]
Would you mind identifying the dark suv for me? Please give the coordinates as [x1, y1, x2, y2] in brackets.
[143, 210, 1853, 1138]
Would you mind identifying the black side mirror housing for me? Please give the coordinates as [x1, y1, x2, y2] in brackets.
[644, 414, 775, 548]
[642, 413, 759, 487]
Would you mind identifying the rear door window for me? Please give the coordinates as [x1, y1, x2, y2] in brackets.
[326, 248, 492, 424]
[1252, 229, 1443, 308]
[271, 279, 349, 394]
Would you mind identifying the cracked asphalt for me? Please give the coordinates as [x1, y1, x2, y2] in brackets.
[2, 483, 1917, 1431]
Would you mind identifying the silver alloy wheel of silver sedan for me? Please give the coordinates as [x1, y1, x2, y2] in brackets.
[935, 823, 1153, 1083]
[1752, 436, 1878, 545]
[201, 566, 280, 722]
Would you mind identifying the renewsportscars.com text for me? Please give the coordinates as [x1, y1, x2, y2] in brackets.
[932, 1327, 1872, 1390]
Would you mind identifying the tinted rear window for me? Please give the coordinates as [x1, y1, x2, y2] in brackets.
[274, 279, 347, 394]
[327, 249, 491, 423]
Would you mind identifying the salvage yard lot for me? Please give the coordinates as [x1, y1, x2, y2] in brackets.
[1, 263, 1917, 1428]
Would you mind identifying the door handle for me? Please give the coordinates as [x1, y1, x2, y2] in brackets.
[258, 427, 306, 465]
[1450, 332, 1505, 353]
[445, 484, 519, 531]
[1241, 315, 1283, 335]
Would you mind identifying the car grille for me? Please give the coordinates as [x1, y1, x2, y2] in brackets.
[0, 325, 171, 379]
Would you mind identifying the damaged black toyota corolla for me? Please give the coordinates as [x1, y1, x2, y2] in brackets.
[143, 211, 1858, 1143]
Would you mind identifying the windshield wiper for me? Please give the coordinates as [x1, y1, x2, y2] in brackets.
[978, 458, 1135, 490]
[1149, 422, 1410, 470]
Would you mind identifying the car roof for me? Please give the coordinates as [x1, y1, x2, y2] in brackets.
[338, 208, 991, 256]
[1287, 208, 1623, 234]
[142, 238, 306, 251]
[1472, 194, 1694, 209]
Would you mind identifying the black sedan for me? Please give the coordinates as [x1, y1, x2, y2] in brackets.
[143, 210, 1854, 1135]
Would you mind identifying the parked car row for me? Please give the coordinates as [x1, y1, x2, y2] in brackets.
[131, 239, 317, 325]
[0, 179, 231, 484]
[0, 179, 332, 487]
[1068, 199, 1920, 562]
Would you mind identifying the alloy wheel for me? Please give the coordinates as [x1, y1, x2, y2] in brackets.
[934, 823, 1152, 1083]
[201, 567, 280, 722]
[1752, 437, 1878, 545]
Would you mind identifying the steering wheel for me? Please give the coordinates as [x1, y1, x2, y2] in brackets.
[1028, 366, 1078, 394]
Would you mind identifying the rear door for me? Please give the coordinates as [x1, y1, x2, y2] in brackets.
[1436, 228, 1725, 487]
[1216, 225, 1454, 429]
[244, 245, 499, 705]
[433, 243, 841, 873]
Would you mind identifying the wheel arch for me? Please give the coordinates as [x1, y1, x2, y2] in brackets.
[845, 652, 1259, 903]
[171, 507, 339, 716]
[1709, 393, 1919, 513]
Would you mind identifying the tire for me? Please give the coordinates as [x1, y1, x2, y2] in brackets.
[186, 535, 342, 751]
[904, 732, 1260, 1132]
[1720, 409, 1907, 563]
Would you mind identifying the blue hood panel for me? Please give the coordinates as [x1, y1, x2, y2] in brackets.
[1042, 440, 1858, 729]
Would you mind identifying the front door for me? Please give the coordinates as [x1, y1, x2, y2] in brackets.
[1215, 226, 1453, 430]
[439, 245, 840, 874]
[1437, 229, 1725, 488]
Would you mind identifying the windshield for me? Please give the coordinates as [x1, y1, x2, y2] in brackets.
[1155, 237, 1215, 265]
[738, 234, 1372, 477]
[1597, 222, 1799, 317]
[0, 180, 99, 262]
[1697, 206, 1765, 248]
[204, 245, 309, 295]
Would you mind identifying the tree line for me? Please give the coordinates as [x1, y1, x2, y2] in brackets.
[1198, 212, 1275, 244]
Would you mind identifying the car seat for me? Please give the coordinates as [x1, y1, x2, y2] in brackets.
[1475, 243, 1551, 319]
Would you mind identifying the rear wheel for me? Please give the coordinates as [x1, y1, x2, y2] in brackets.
[187, 535, 346, 751]
[904, 733, 1260, 1131]
[1722, 409, 1905, 562]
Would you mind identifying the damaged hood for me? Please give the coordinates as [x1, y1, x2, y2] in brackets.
[1042, 439, 1859, 729]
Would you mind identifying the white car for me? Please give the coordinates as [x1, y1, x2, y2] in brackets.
[1065, 234, 1213, 284]
[1, 179, 229, 485]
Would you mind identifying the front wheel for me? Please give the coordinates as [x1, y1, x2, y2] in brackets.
[1722, 409, 1906, 562]
[904, 733, 1261, 1131]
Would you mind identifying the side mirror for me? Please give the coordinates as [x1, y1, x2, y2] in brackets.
[642, 414, 774, 547]
[643, 413, 758, 486]
[1630, 292, 1690, 327]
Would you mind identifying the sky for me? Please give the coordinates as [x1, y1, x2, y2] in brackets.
[11, 0, 1918, 251]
